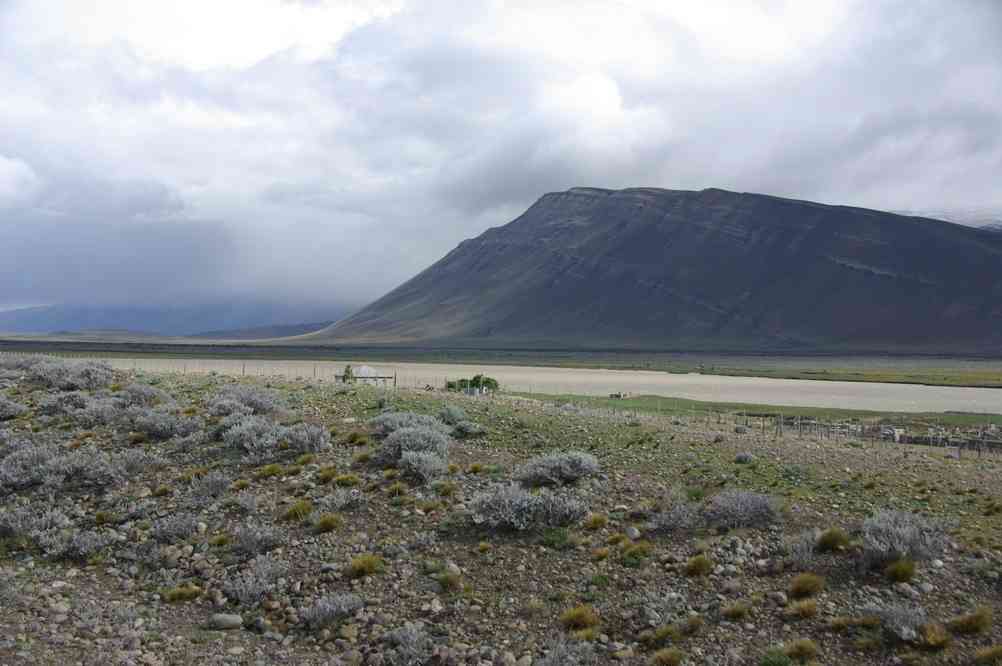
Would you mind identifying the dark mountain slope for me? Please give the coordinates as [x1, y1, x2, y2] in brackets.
[313, 187, 1002, 352]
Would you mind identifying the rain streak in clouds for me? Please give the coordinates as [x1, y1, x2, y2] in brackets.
[2, 0, 1001, 310]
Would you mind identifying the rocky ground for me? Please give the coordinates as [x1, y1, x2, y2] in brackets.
[2, 356, 1002, 666]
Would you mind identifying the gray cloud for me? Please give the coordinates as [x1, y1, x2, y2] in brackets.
[2, 0, 1001, 312]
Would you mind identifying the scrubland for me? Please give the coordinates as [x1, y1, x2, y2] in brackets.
[2, 355, 1002, 665]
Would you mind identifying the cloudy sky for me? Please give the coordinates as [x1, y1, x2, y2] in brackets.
[2, 0, 1001, 313]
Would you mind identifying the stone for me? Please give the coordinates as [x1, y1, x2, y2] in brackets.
[208, 613, 243, 630]
[625, 526, 642, 540]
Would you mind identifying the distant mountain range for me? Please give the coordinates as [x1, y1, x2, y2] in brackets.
[0, 302, 347, 338]
[191, 322, 333, 340]
[312, 187, 1002, 352]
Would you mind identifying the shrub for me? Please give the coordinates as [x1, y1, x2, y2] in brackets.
[35, 528, 113, 562]
[152, 514, 198, 543]
[327, 488, 364, 512]
[517, 451, 600, 487]
[207, 398, 251, 418]
[346, 553, 384, 578]
[117, 383, 172, 408]
[224, 555, 287, 606]
[223, 415, 284, 462]
[584, 513, 608, 530]
[190, 470, 231, 499]
[702, 490, 779, 529]
[117, 448, 160, 475]
[28, 359, 115, 391]
[376, 426, 450, 467]
[861, 510, 946, 570]
[44, 449, 121, 491]
[383, 623, 434, 666]
[650, 500, 701, 533]
[884, 558, 916, 582]
[0, 442, 60, 490]
[788, 573, 825, 599]
[863, 603, 928, 642]
[303, 593, 363, 629]
[399, 451, 447, 484]
[947, 606, 992, 635]
[0, 506, 69, 539]
[560, 604, 600, 630]
[234, 491, 259, 514]
[125, 407, 198, 441]
[370, 412, 450, 438]
[37, 391, 89, 416]
[0, 396, 27, 421]
[284, 422, 331, 454]
[470, 483, 587, 531]
[817, 527, 851, 552]
[786, 530, 818, 571]
[685, 554, 714, 577]
[452, 420, 486, 439]
[537, 637, 598, 666]
[214, 385, 282, 415]
[439, 405, 467, 425]
[231, 523, 280, 557]
[759, 649, 793, 666]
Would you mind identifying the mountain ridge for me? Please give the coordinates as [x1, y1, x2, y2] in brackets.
[310, 187, 1002, 352]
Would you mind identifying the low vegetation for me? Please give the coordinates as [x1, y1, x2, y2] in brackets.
[1, 353, 1000, 664]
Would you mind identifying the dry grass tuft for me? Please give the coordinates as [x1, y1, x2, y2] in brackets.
[816, 526, 851, 552]
[947, 606, 992, 635]
[783, 638, 818, 662]
[788, 572, 825, 599]
[281, 499, 313, 522]
[314, 513, 342, 533]
[884, 558, 916, 583]
[975, 646, 1002, 664]
[649, 647, 685, 666]
[560, 604, 600, 630]
[685, 554, 713, 577]
[346, 554, 384, 578]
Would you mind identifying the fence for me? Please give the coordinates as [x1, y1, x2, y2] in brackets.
[3, 349, 999, 454]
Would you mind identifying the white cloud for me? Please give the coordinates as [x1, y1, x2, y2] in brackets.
[0, 155, 42, 208]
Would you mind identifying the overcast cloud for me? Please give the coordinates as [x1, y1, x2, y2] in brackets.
[2, 0, 1001, 310]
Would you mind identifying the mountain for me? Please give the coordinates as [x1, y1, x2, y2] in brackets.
[192, 321, 333, 340]
[313, 187, 1002, 352]
[0, 302, 348, 338]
